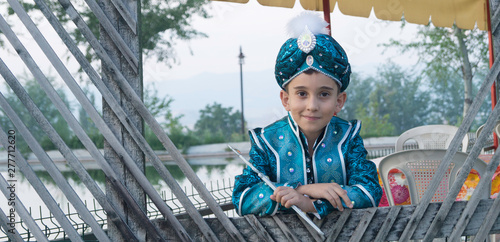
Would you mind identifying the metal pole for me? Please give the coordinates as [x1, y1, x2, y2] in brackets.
[239, 46, 245, 137]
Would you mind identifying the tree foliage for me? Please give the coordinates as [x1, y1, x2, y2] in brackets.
[382, 24, 489, 117]
[3, 0, 211, 67]
[0, 78, 72, 155]
[194, 102, 245, 143]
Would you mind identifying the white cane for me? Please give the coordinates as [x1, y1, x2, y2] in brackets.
[228, 145, 325, 239]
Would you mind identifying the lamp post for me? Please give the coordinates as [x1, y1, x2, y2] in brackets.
[238, 46, 245, 137]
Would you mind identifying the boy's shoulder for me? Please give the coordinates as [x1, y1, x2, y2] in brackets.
[330, 116, 359, 127]
[257, 116, 289, 133]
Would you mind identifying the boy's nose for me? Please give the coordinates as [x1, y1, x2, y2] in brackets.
[306, 97, 319, 111]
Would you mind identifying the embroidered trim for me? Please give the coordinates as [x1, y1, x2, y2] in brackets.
[239, 187, 251, 216]
[288, 115, 308, 185]
[351, 121, 361, 140]
[312, 122, 330, 183]
[338, 122, 352, 185]
[354, 184, 377, 207]
[261, 129, 281, 183]
[250, 129, 263, 150]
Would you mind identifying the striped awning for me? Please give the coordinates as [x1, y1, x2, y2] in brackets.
[211, 0, 488, 30]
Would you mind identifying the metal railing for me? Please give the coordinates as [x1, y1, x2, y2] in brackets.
[0, 178, 235, 241]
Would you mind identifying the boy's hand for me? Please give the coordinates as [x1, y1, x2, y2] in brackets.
[296, 183, 353, 211]
[270, 186, 316, 212]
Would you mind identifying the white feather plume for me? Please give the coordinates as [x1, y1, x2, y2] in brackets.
[286, 11, 329, 38]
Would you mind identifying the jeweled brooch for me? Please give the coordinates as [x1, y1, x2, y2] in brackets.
[297, 26, 316, 54]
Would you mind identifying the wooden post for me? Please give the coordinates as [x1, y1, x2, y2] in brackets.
[100, 0, 145, 240]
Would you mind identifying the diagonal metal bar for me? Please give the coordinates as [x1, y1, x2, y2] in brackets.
[423, 92, 500, 240]
[0, 205, 23, 242]
[0, 90, 110, 242]
[0, 174, 49, 242]
[2, 2, 188, 240]
[110, 0, 137, 34]
[0, 120, 83, 242]
[32, 0, 219, 240]
[0, 58, 137, 240]
[46, 0, 245, 240]
[399, 48, 500, 241]
[0, 52, 166, 241]
[0, 16, 110, 242]
[473, 185, 500, 242]
[57, 0, 138, 73]
[446, 107, 500, 241]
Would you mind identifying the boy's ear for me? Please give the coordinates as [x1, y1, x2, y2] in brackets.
[334, 92, 347, 114]
[280, 90, 291, 111]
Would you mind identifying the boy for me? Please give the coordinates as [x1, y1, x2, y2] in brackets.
[232, 12, 382, 219]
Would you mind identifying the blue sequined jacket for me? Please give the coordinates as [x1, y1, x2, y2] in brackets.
[232, 114, 382, 219]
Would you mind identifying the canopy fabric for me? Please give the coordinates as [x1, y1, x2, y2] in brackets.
[211, 0, 488, 30]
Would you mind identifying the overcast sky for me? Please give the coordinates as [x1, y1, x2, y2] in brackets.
[0, 0, 420, 130]
[144, 0, 420, 129]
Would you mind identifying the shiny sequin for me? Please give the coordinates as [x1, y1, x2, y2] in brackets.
[289, 168, 295, 173]
[279, 135, 284, 140]
[287, 151, 292, 156]
[259, 193, 264, 199]
[317, 200, 323, 204]
[306, 168, 310, 173]
[333, 130, 338, 135]
[327, 158, 332, 163]
[321, 143, 326, 148]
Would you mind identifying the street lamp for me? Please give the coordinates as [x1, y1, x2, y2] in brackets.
[238, 46, 245, 137]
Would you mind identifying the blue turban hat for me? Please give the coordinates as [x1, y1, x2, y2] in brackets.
[275, 12, 351, 92]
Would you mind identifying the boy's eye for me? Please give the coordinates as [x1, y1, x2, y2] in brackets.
[319, 92, 330, 97]
[297, 91, 307, 97]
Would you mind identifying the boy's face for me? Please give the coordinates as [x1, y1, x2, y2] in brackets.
[280, 71, 347, 141]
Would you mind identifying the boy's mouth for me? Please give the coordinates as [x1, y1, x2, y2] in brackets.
[303, 115, 320, 121]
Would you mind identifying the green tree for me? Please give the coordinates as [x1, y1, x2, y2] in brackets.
[368, 62, 430, 135]
[194, 102, 245, 143]
[383, 24, 488, 117]
[143, 83, 199, 152]
[0, 78, 73, 155]
[3, 0, 210, 67]
[339, 72, 374, 121]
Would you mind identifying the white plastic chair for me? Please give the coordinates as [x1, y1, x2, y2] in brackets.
[476, 121, 500, 152]
[379, 149, 489, 206]
[395, 125, 469, 152]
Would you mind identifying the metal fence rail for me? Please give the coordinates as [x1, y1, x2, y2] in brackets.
[0, 178, 235, 241]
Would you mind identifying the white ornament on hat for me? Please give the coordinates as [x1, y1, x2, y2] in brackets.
[297, 27, 316, 53]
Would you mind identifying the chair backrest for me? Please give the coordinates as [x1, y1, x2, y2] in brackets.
[395, 125, 468, 152]
[476, 121, 500, 152]
[378, 149, 489, 206]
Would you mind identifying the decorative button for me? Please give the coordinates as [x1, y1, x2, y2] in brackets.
[289, 168, 295, 173]
[306, 55, 314, 66]
[259, 193, 264, 199]
[327, 158, 332, 163]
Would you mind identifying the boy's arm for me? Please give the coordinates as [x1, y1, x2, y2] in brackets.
[311, 133, 383, 218]
[232, 134, 300, 216]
